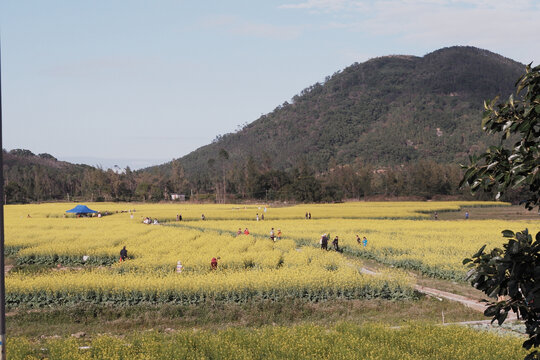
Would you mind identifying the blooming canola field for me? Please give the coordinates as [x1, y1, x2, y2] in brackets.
[5, 201, 536, 307]
[8, 323, 526, 360]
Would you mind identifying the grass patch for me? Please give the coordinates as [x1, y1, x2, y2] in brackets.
[7, 296, 484, 339]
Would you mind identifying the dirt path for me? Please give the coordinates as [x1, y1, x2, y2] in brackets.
[361, 266, 518, 320]
[414, 284, 488, 312]
[5, 265, 13, 274]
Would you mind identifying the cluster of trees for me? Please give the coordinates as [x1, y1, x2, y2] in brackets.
[4, 147, 485, 204]
[2, 150, 188, 204]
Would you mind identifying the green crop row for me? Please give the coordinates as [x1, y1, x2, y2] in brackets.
[15, 254, 118, 267]
[6, 283, 416, 309]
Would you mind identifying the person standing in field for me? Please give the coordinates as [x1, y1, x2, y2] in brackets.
[211, 257, 218, 270]
[244, 228, 249, 235]
[308, 212, 311, 219]
[332, 236, 339, 251]
[237, 228, 242, 236]
[356, 235, 361, 244]
[320, 234, 328, 250]
[201, 214, 206, 221]
[270, 228, 275, 242]
[176, 261, 183, 273]
[277, 229, 282, 240]
[465, 211, 469, 219]
[362, 236, 368, 247]
[120, 246, 128, 262]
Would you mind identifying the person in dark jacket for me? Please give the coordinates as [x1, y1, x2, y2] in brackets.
[332, 236, 339, 251]
[120, 246, 128, 261]
[320, 234, 328, 250]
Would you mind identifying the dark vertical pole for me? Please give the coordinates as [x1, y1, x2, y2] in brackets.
[0, 41, 6, 359]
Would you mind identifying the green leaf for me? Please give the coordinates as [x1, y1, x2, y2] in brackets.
[509, 240, 519, 254]
[472, 245, 487, 258]
[496, 310, 508, 326]
[484, 305, 498, 317]
[501, 230, 515, 238]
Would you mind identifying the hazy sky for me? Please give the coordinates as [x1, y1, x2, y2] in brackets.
[1, 0, 539, 169]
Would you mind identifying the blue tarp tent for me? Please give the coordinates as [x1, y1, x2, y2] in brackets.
[66, 205, 98, 214]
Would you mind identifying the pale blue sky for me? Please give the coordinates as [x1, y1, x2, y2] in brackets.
[1, 0, 539, 169]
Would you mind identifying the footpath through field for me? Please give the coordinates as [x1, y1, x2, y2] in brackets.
[360, 265, 519, 322]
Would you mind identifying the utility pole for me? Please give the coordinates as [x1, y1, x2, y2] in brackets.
[0, 40, 7, 360]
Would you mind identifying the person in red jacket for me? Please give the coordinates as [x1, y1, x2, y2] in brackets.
[211, 257, 218, 270]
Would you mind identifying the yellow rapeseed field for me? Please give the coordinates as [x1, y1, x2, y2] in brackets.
[4, 201, 535, 306]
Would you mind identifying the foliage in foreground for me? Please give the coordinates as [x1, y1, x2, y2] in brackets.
[462, 64, 540, 359]
[465, 229, 540, 359]
[8, 323, 525, 360]
[460, 63, 539, 210]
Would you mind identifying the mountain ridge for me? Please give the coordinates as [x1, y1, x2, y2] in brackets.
[3, 46, 529, 203]
[146, 46, 524, 181]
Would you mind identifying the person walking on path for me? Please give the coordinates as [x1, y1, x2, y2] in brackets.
[120, 246, 128, 262]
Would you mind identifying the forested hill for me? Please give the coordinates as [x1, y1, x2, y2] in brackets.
[3, 149, 94, 203]
[3, 46, 529, 204]
[152, 46, 524, 181]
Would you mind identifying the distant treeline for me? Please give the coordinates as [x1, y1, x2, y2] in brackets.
[5, 148, 529, 204]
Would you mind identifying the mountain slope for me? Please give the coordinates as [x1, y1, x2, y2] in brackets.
[3, 149, 93, 202]
[148, 46, 525, 178]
